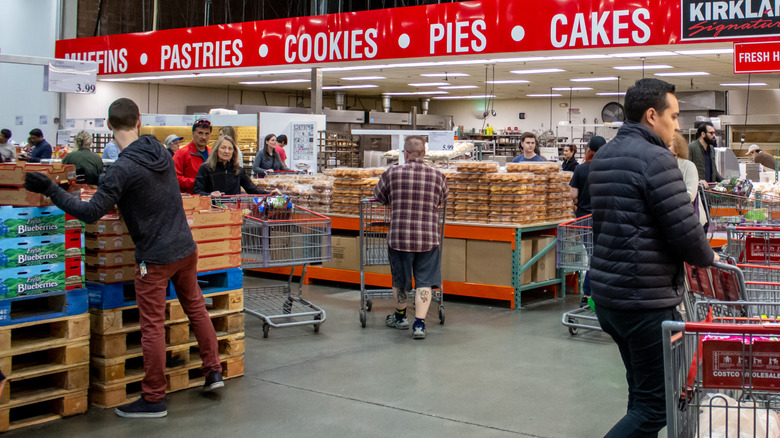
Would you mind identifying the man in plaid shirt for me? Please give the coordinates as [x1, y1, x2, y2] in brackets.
[374, 135, 448, 339]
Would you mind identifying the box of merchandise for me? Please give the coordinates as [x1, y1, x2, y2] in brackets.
[0, 234, 67, 268]
[85, 249, 135, 267]
[0, 162, 76, 186]
[85, 234, 134, 251]
[181, 194, 213, 211]
[85, 265, 135, 284]
[0, 205, 66, 238]
[196, 253, 242, 272]
[186, 208, 243, 228]
[84, 215, 128, 235]
[191, 224, 241, 242]
[0, 263, 73, 298]
[0, 187, 54, 207]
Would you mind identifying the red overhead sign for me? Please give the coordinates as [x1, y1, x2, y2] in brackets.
[734, 41, 780, 73]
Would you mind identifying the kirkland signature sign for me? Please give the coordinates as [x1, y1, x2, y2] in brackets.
[682, 0, 780, 40]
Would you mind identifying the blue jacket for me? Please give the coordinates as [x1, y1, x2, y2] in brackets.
[28, 139, 52, 163]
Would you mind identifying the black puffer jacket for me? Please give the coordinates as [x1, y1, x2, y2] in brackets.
[44, 135, 196, 265]
[193, 161, 266, 196]
[589, 122, 714, 310]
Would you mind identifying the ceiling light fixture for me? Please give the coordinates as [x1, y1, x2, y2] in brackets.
[490, 56, 548, 63]
[548, 54, 610, 60]
[421, 73, 469, 77]
[322, 64, 390, 72]
[720, 82, 768, 86]
[240, 79, 311, 85]
[570, 77, 618, 82]
[613, 65, 673, 70]
[675, 48, 734, 55]
[552, 87, 593, 91]
[320, 84, 378, 90]
[654, 71, 710, 76]
[597, 92, 627, 96]
[438, 85, 478, 89]
[340, 76, 386, 80]
[382, 91, 450, 95]
[408, 82, 450, 87]
[610, 51, 679, 58]
[433, 94, 496, 100]
[510, 68, 565, 74]
[487, 80, 531, 84]
[527, 93, 562, 97]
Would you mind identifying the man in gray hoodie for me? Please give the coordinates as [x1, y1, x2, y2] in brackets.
[25, 98, 223, 418]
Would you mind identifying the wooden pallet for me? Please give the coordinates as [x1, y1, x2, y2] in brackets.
[90, 333, 245, 385]
[0, 388, 87, 432]
[90, 312, 244, 359]
[0, 341, 89, 396]
[89, 350, 244, 408]
[0, 314, 90, 357]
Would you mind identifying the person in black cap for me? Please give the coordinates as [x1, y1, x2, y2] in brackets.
[568, 135, 606, 307]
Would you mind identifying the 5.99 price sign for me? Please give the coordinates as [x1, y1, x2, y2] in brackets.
[44, 59, 98, 94]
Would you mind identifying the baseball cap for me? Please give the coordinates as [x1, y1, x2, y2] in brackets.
[165, 134, 183, 147]
[588, 136, 607, 152]
[748, 144, 761, 154]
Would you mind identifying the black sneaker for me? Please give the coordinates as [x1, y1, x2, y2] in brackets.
[203, 371, 225, 392]
[580, 295, 590, 308]
[115, 397, 167, 418]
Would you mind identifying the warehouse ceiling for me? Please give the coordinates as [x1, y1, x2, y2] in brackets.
[99, 42, 774, 101]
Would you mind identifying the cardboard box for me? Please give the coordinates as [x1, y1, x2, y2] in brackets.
[181, 194, 213, 211]
[442, 238, 466, 283]
[197, 239, 242, 257]
[85, 265, 135, 284]
[532, 235, 557, 283]
[84, 215, 128, 235]
[0, 206, 66, 238]
[191, 225, 241, 242]
[0, 162, 76, 186]
[1, 263, 67, 298]
[0, 234, 66, 268]
[185, 209, 243, 228]
[322, 236, 359, 271]
[0, 187, 53, 207]
[466, 240, 512, 286]
[196, 253, 242, 272]
[364, 264, 391, 275]
[85, 249, 135, 267]
[85, 234, 134, 251]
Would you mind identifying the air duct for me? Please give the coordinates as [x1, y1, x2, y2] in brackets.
[420, 98, 430, 115]
[334, 91, 346, 111]
[382, 94, 392, 113]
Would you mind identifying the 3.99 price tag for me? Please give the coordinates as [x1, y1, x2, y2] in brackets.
[44, 59, 98, 94]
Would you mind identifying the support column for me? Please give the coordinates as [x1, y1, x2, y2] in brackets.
[311, 67, 323, 115]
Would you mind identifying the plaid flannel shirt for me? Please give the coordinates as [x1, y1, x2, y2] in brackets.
[373, 158, 448, 252]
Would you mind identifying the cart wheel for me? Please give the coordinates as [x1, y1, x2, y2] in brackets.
[263, 323, 270, 338]
[359, 310, 366, 328]
[366, 299, 372, 312]
[438, 307, 445, 325]
[567, 317, 578, 336]
[314, 315, 321, 333]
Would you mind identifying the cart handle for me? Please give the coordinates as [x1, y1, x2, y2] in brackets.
[664, 320, 780, 335]
[729, 226, 780, 232]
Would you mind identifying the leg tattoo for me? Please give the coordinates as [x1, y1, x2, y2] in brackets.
[396, 289, 408, 304]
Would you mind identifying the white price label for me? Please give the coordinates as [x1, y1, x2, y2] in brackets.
[44, 59, 97, 94]
[428, 131, 455, 151]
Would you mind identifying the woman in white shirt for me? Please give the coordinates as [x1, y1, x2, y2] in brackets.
[671, 133, 707, 228]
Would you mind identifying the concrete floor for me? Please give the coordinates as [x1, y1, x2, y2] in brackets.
[11, 273, 667, 438]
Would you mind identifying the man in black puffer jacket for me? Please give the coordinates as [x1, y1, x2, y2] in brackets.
[24, 98, 224, 419]
[589, 79, 718, 438]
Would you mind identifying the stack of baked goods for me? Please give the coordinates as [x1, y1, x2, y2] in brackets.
[447, 161, 499, 223]
[329, 167, 385, 215]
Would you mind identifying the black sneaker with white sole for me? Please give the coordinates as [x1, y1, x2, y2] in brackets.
[203, 371, 225, 391]
[115, 397, 167, 418]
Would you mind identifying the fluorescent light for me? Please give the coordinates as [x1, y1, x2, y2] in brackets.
[240, 79, 310, 85]
[675, 48, 733, 55]
[322, 65, 390, 72]
[421, 73, 469, 77]
[720, 82, 767, 86]
[491, 57, 548, 63]
[433, 59, 491, 66]
[340, 76, 385, 81]
[611, 51, 678, 58]
[548, 54, 610, 60]
[552, 87, 593, 91]
[433, 94, 495, 100]
[597, 92, 627, 96]
[510, 68, 564, 74]
[408, 82, 449, 87]
[655, 71, 710, 76]
[438, 85, 478, 90]
[571, 77, 618, 82]
[527, 94, 562, 97]
[613, 65, 673, 70]
[487, 80, 530, 84]
[320, 84, 378, 90]
[383, 91, 449, 96]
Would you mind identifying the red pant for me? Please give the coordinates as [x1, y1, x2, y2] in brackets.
[134, 249, 221, 402]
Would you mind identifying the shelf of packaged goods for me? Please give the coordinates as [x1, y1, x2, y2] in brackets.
[250, 217, 567, 309]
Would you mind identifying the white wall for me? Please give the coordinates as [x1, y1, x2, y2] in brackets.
[0, 0, 61, 144]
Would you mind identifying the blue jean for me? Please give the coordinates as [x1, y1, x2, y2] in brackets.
[595, 305, 678, 438]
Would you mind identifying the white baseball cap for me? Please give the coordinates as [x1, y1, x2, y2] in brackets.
[748, 144, 761, 154]
[165, 134, 183, 147]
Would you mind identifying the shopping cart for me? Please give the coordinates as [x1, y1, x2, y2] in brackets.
[358, 198, 445, 328]
[724, 225, 780, 265]
[702, 188, 780, 232]
[665, 261, 780, 437]
[214, 194, 331, 338]
[557, 215, 601, 335]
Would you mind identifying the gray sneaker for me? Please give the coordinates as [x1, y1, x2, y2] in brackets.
[412, 322, 426, 339]
[385, 314, 409, 329]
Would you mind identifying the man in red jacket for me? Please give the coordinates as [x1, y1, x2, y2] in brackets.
[174, 119, 212, 193]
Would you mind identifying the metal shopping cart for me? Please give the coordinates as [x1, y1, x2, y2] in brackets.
[702, 188, 780, 233]
[666, 261, 780, 437]
[557, 215, 601, 335]
[214, 195, 331, 337]
[358, 198, 445, 328]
